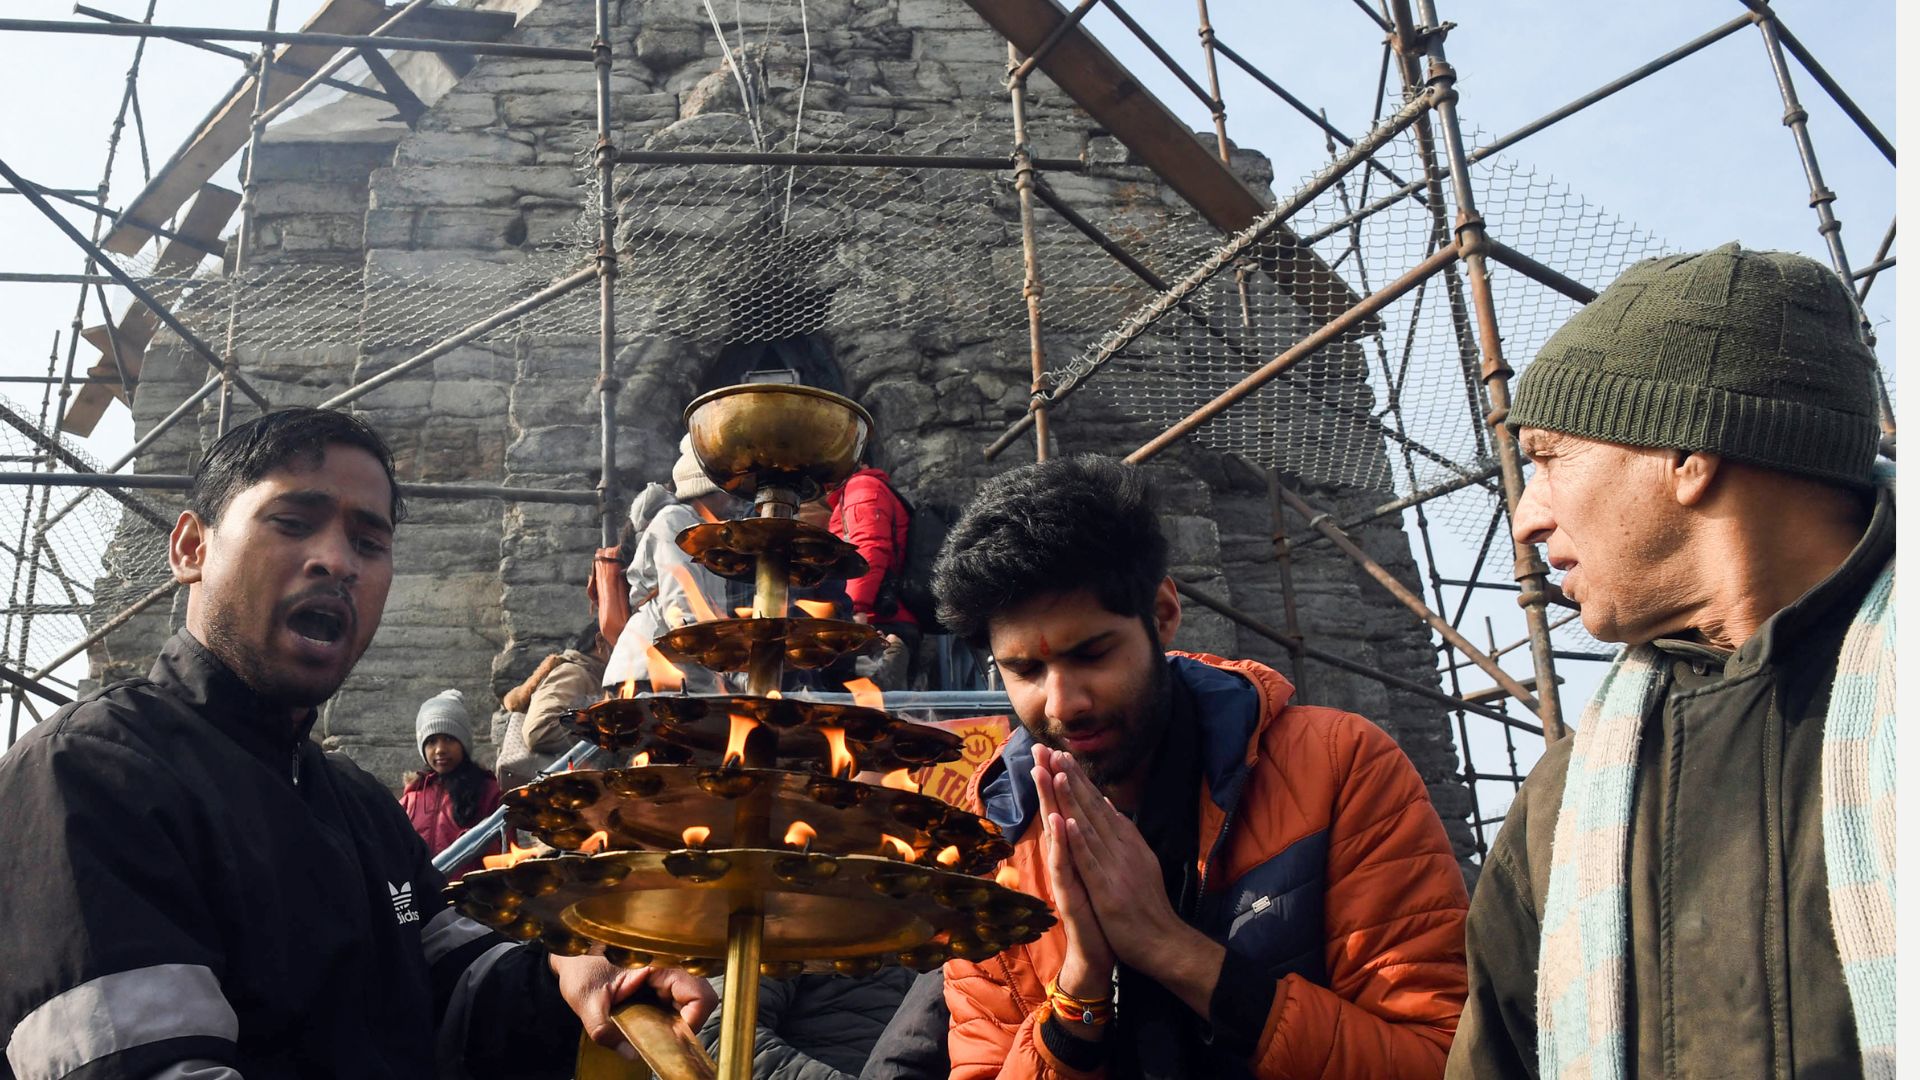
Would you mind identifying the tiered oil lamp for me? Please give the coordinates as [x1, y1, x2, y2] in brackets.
[445, 384, 1050, 1080]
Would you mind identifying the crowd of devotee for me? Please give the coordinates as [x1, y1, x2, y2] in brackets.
[0, 245, 1894, 1079]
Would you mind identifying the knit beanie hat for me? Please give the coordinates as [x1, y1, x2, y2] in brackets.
[1507, 242, 1881, 488]
[672, 434, 721, 500]
[415, 689, 472, 762]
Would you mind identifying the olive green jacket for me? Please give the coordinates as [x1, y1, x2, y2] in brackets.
[1447, 490, 1892, 1079]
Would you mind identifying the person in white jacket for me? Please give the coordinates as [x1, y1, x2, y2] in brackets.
[604, 435, 740, 691]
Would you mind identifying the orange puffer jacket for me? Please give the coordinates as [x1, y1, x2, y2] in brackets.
[945, 652, 1468, 1079]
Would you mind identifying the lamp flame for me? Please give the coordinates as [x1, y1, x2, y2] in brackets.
[845, 677, 885, 712]
[630, 751, 650, 767]
[795, 599, 835, 619]
[879, 833, 916, 861]
[725, 713, 759, 768]
[995, 864, 1021, 890]
[645, 646, 684, 692]
[821, 727, 855, 779]
[580, 830, 611, 855]
[735, 606, 756, 619]
[682, 825, 711, 848]
[935, 845, 961, 867]
[880, 769, 917, 792]
[620, 678, 638, 700]
[669, 566, 722, 622]
[483, 842, 540, 870]
[784, 820, 817, 850]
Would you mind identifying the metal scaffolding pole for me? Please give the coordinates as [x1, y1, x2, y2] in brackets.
[1125, 242, 1461, 463]
[1403, 0, 1565, 740]
[74, 3, 397, 108]
[1007, 0, 1098, 85]
[593, 0, 621, 547]
[0, 156, 271, 411]
[0, 401, 173, 531]
[217, 0, 282, 437]
[1173, 579, 1538, 733]
[1748, 6, 1895, 440]
[1193, 0, 1231, 163]
[38, 376, 223, 537]
[1262, 467, 1306, 699]
[318, 265, 599, 410]
[1735, 0, 1893, 166]
[28, 579, 178, 684]
[252, 0, 438, 128]
[0, 472, 600, 506]
[0, 19, 594, 61]
[1289, 461, 1500, 548]
[984, 85, 1442, 458]
[1272, 480, 1541, 714]
[1007, 43, 1051, 461]
[614, 149, 1088, 172]
[1005, 176, 1479, 479]
[1855, 219, 1894, 303]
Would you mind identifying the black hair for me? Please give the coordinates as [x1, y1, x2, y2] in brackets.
[443, 758, 493, 826]
[932, 455, 1168, 648]
[188, 407, 405, 527]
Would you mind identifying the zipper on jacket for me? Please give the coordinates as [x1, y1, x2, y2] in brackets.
[291, 747, 303, 787]
[1195, 774, 1246, 912]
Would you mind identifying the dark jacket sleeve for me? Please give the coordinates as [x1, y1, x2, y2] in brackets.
[350, 765, 574, 1080]
[860, 968, 949, 1080]
[0, 726, 243, 1080]
[1445, 739, 1573, 1080]
[422, 889, 578, 1078]
[698, 974, 853, 1080]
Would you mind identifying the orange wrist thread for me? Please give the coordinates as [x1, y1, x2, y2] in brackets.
[1045, 981, 1113, 1027]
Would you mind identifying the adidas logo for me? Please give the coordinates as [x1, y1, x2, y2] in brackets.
[389, 881, 420, 925]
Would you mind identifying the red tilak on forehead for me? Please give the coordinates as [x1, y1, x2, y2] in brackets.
[1037, 634, 1051, 658]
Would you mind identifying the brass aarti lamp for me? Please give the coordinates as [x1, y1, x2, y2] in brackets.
[447, 384, 1048, 1080]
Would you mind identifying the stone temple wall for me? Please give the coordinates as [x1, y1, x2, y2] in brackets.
[94, 0, 1474, 867]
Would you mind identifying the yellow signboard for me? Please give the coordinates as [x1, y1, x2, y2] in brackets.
[915, 716, 1012, 808]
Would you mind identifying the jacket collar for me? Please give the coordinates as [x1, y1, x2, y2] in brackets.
[150, 628, 321, 771]
[977, 654, 1266, 841]
[1652, 484, 1893, 679]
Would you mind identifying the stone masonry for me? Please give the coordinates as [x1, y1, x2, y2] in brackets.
[95, 0, 1477, 871]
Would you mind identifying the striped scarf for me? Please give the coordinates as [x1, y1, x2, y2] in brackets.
[1537, 560, 1896, 1080]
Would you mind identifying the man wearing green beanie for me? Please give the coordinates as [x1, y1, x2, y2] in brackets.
[1447, 243, 1895, 1079]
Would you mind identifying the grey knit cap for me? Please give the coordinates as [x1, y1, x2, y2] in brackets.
[415, 689, 472, 762]
[672, 434, 721, 500]
[1507, 242, 1881, 487]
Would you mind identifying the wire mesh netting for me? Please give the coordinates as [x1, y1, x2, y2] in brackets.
[1043, 115, 1669, 530]
[79, 111, 1242, 369]
[0, 403, 175, 678]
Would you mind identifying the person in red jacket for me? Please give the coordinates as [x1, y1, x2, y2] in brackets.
[931, 455, 1468, 1079]
[400, 688, 503, 879]
[828, 459, 917, 629]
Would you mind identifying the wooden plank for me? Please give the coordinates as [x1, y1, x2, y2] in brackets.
[388, 5, 516, 43]
[63, 185, 240, 435]
[959, 0, 1363, 322]
[102, 0, 386, 257]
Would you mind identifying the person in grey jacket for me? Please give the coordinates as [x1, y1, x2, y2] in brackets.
[1447, 244, 1895, 1079]
[699, 968, 916, 1079]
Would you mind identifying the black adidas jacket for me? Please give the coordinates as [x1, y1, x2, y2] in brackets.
[0, 630, 579, 1080]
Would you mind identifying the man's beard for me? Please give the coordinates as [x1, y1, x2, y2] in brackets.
[203, 598, 354, 711]
[1027, 628, 1173, 792]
